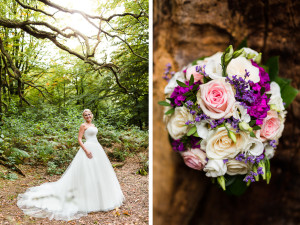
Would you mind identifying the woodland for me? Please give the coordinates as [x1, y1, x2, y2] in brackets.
[0, 0, 149, 223]
[153, 0, 299, 225]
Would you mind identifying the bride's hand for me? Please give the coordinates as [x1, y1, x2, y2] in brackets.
[85, 150, 93, 159]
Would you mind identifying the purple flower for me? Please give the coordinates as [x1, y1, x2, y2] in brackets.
[223, 159, 229, 164]
[172, 139, 185, 152]
[257, 167, 264, 175]
[190, 136, 201, 149]
[190, 110, 196, 115]
[163, 63, 175, 81]
[170, 81, 200, 107]
[186, 100, 194, 108]
[269, 140, 277, 148]
[251, 60, 270, 92]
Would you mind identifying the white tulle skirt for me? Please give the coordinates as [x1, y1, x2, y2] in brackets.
[17, 141, 124, 221]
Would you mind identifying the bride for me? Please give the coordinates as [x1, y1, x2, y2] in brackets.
[17, 109, 124, 221]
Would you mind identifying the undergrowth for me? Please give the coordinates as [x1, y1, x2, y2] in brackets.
[0, 106, 148, 178]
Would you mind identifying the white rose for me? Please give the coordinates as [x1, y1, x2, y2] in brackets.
[267, 82, 285, 112]
[205, 59, 223, 80]
[164, 71, 185, 95]
[201, 127, 248, 159]
[226, 159, 249, 175]
[264, 143, 275, 159]
[195, 121, 209, 140]
[226, 57, 260, 83]
[232, 102, 251, 123]
[203, 159, 227, 177]
[204, 52, 223, 62]
[244, 137, 264, 156]
[166, 107, 194, 140]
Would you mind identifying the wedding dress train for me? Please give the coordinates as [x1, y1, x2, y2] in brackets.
[17, 127, 124, 221]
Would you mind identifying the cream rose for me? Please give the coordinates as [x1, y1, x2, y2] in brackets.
[185, 65, 204, 83]
[180, 148, 207, 170]
[226, 57, 260, 83]
[201, 127, 248, 160]
[203, 159, 227, 177]
[260, 110, 284, 141]
[164, 71, 186, 95]
[197, 78, 236, 119]
[226, 159, 249, 175]
[166, 107, 194, 140]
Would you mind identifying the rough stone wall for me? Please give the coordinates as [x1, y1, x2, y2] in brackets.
[153, 0, 300, 224]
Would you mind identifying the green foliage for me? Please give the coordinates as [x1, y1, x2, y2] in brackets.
[47, 161, 64, 176]
[136, 153, 148, 176]
[0, 105, 148, 177]
[0, 171, 18, 181]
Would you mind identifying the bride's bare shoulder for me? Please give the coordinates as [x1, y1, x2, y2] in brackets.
[80, 123, 87, 130]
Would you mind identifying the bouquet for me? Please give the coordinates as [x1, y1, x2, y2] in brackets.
[160, 45, 298, 195]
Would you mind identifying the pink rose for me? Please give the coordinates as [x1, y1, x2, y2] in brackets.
[197, 78, 235, 119]
[180, 148, 207, 170]
[260, 110, 284, 141]
[185, 65, 204, 83]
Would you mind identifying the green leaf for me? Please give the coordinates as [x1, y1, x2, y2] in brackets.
[158, 101, 171, 106]
[189, 74, 194, 86]
[275, 77, 299, 108]
[253, 126, 261, 130]
[203, 76, 211, 83]
[165, 108, 175, 115]
[193, 132, 199, 137]
[187, 126, 197, 136]
[236, 39, 248, 50]
[249, 120, 256, 126]
[176, 80, 188, 87]
[183, 92, 192, 97]
[192, 84, 199, 92]
[232, 49, 244, 58]
[250, 131, 256, 137]
[265, 56, 279, 82]
[260, 86, 265, 96]
[225, 175, 248, 196]
[225, 175, 237, 186]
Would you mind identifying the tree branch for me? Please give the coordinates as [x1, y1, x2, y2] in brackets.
[15, 0, 55, 18]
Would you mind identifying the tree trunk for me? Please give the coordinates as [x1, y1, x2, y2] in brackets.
[153, 1, 300, 225]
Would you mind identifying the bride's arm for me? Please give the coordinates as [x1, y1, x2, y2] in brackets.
[78, 124, 93, 159]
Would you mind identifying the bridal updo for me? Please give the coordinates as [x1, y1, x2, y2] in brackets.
[82, 109, 93, 119]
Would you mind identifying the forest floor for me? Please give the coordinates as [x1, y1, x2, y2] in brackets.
[0, 155, 148, 225]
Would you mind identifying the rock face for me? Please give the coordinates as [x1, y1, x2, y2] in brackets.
[153, 1, 300, 225]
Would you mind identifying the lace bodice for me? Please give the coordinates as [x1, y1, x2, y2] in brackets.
[84, 126, 98, 143]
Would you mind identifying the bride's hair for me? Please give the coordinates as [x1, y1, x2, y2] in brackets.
[82, 109, 93, 119]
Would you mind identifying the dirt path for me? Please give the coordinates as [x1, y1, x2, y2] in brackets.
[0, 156, 148, 225]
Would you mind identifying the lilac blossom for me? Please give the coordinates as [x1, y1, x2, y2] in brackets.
[269, 140, 277, 148]
[226, 69, 271, 125]
[163, 63, 175, 81]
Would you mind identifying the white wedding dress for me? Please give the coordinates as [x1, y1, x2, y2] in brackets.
[17, 127, 124, 221]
